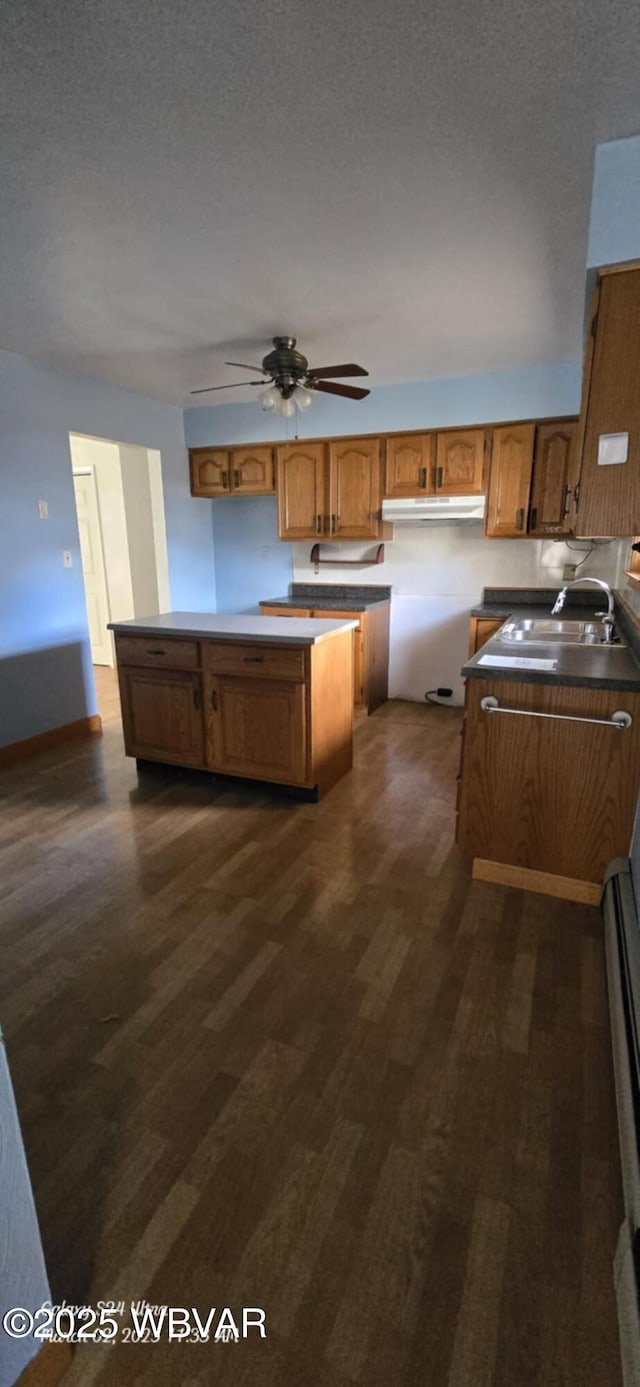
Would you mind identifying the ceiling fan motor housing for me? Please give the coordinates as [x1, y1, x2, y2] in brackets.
[262, 336, 309, 396]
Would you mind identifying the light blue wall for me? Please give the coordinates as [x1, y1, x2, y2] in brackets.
[588, 135, 640, 268]
[212, 496, 293, 612]
[0, 349, 215, 747]
[184, 360, 581, 447]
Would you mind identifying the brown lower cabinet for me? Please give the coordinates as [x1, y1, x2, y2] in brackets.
[259, 602, 390, 712]
[468, 616, 504, 657]
[457, 676, 640, 899]
[115, 629, 354, 798]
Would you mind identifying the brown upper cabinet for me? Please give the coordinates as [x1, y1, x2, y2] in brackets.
[528, 421, 579, 536]
[190, 448, 231, 497]
[383, 429, 485, 497]
[277, 442, 326, 540]
[485, 424, 536, 537]
[485, 419, 578, 538]
[190, 445, 275, 497]
[385, 434, 433, 496]
[277, 438, 385, 541]
[435, 429, 485, 495]
[575, 265, 640, 537]
[329, 437, 382, 539]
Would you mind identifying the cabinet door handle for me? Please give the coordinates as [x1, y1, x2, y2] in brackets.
[316, 513, 322, 534]
[243, 655, 265, 663]
[436, 466, 443, 489]
[331, 514, 337, 534]
[234, 470, 240, 488]
[420, 467, 427, 488]
[210, 688, 218, 711]
[529, 507, 537, 531]
[193, 686, 201, 710]
[147, 648, 165, 656]
[515, 507, 524, 531]
[221, 471, 228, 489]
[562, 484, 572, 518]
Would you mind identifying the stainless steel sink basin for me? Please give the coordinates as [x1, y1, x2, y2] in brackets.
[498, 618, 626, 647]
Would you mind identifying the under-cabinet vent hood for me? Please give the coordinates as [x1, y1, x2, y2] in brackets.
[382, 495, 485, 525]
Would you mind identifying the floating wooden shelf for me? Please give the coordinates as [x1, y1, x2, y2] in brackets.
[310, 543, 385, 571]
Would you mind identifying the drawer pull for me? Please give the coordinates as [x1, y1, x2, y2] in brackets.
[147, 648, 165, 656]
[480, 695, 632, 729]
[243, 656, 265, 663]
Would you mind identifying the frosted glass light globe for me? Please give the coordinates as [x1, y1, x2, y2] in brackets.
[279, 397, 296, 418]
[260, 386, 279, 411]
[294, 386, 313, 412]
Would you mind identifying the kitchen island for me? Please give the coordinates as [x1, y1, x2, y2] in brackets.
[108, 612, 358, 799]
[457, 587, 640, 902]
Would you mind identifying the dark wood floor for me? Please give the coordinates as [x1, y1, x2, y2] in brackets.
[0, 673, 623, 1386]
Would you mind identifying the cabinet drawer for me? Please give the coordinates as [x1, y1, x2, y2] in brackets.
[202, 641, 306, 682]
[115, 635, 199, 669]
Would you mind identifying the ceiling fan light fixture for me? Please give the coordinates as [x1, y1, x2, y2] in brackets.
[278, 396, 296, 418]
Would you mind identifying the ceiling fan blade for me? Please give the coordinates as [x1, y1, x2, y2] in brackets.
[312, 381, 370, 400]
[225, 360, 267, 373]
[306, 363, 368, 379]
[190, 380, 265, 394]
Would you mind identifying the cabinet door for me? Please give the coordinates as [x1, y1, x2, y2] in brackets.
[384, 434, 434, 497]
[189, 449, 231, 496]
[118, 666, 204, 766]
[329, 437, 382, 539]
[576, 268, 640, 537]
[485, 424, 535, 537]
[231, 446, 275, 494]
[277, 443, 326, 540]
[435, 429, 485, 495]
[468, 617, 503, 657]
[528, 421, 579, 536]
[205, 675, 307, 784]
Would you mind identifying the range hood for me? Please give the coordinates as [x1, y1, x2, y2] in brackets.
[382, 495, 485, 525]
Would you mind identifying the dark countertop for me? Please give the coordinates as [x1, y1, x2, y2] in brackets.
[261, 583, 391, 612]
[463, 592, 640, 691]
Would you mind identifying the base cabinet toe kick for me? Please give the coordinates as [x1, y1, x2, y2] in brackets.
[457, 677, 640, 901]
[112, 627, 355, 799]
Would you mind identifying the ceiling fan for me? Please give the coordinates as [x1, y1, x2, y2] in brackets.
[191, 336, 370, 417]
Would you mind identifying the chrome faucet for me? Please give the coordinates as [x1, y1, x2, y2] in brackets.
[551, 576, 615, 643]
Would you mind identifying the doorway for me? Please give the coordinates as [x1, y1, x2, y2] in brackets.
[69, 434, 170, 715]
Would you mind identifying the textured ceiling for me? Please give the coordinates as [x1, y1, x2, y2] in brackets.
[1, 0, 639, 405]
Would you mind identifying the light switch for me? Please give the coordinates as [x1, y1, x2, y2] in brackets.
[597, 432, 629, 466]
[38, 499, 49, 519]
[63, 550, 73, 568]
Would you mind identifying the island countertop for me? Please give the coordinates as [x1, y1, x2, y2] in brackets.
[108, 611, 359, 645]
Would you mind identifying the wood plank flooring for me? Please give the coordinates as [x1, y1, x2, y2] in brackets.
[0, 674, 623, 1386]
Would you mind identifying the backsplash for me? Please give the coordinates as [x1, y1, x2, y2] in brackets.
[292, 529, 632, 703]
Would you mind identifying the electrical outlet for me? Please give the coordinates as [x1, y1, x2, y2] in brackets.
[562, 563, 577, 581]
[38, 499, 49, 519]
[63, 550, 73, 568]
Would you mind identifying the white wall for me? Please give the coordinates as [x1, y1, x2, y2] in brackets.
[292, 530, 631, 703]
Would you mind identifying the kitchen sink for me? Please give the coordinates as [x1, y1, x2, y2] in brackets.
[498, 618, 626, 647]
